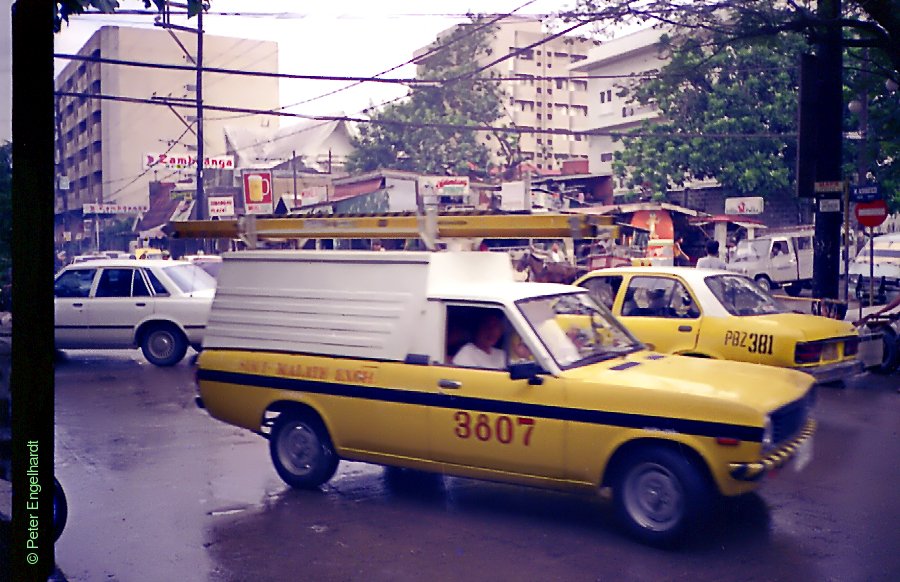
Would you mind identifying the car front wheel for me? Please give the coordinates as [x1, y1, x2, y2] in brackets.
[140, 323, 188, 366]
[613, 446, 711, 546]
[270, 413, 339, 489]
[754, 275, 774, 292]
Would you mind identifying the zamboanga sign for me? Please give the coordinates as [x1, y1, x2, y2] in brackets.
[144, 153, 235, 170]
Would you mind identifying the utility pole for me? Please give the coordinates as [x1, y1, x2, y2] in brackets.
[811, 0, 844, 301]
[195, 6, 205, 220]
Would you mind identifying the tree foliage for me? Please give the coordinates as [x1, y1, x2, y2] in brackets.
[346, 17, 520, 180]
[569, 0, 900, 208]
[55, 0, 207, 32]
[613, 33, 809, 198]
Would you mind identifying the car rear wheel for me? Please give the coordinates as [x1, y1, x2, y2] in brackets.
[140, 323, 188, 366]
[613, 446, 711, 546]
[870, 325, 899, 374]
[270, 413, 339, 489]
[784, 283, 803, 297]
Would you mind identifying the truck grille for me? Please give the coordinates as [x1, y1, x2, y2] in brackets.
[771, 388, 815, 445]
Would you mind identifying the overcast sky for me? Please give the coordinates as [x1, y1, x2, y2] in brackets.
[2, 0, 588, 143]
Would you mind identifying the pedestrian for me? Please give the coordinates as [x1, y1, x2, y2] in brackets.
[695, 240, 728, 269]
[673, 236, 690, 266]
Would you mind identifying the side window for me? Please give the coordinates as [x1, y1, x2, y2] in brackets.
[580, 275, 622, 310]
[54, 269, 95, 298]
[621, 277, 699, 319]
[144, 269, 170, 296]
[445, 305, 508, 370]
[95, 269, 134, 298]
[133, 270, 152, 297]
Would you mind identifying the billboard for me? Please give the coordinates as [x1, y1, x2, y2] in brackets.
[144, 153, 235, 170]
[242, 170, 274, 215]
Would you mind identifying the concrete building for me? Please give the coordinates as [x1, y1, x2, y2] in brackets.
[417, 16, 597, 174]
[569, 26, 667, 181]
[54, 25, 279, 249]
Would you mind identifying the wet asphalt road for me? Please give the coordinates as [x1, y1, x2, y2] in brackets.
[54, 350, 899, 582]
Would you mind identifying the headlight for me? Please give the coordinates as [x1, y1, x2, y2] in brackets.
[761, 416, 774, 452]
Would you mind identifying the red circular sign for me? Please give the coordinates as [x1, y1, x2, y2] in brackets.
[854, 199, 888, 228]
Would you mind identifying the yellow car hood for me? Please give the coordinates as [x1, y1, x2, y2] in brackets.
[563, 351, 814, 420]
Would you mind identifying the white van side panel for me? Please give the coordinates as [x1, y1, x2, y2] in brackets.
[204, 251, 431, 360]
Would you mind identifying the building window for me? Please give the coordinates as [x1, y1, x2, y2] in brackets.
[601, 153, 614, 162]
[518, 48, 534, 60]
[548, 114, 553, 120]
[573, 80, 588, 91]
[537, 87, 542, 94]
[537, 138, 543, 145]
[537, 113, 542, 120]
[575, 135, 582, 142]
[570, 54, 587, 63]
[556, 79, 566, 90]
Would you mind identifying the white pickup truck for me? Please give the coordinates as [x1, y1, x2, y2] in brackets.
[727, 230, 814, 295]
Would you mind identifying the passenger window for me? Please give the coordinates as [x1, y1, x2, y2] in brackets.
[54, 269, 95, 298]
[95, 269, 134, 298]
[580, 276, 622, 310]
[144, 269, 170, 296]
[133, 270, 152, 297]
[445, 306, 507, 370]
[621, 277, 697, 318]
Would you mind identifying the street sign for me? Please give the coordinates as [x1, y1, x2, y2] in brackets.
[818, 198, 841, 212]
[725, 196, 764, 215]
[208, 196, 235, 218]
[854, 199, 888, 228]
[850, 183, 880, 202]
[814, 180, 845, 194]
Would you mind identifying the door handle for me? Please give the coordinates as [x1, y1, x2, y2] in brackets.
[438, 379, 462, 390]
[677, 325, 692, 332]
[72, 303, 83, 308]
[135, 302, 147, 307]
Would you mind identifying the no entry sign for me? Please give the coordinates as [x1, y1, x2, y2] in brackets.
[854, 199, 888, 228]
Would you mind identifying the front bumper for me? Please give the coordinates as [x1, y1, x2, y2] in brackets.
[729, 418, 817, 482]
[800, 358, 864, 384]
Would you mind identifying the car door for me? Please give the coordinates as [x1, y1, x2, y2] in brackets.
[616, 275, 701, 354]
[427, 304, 566, 479]
[54, 267, 98, 348]
[87, 267, 153, 348]
[769, 238, 797, 283]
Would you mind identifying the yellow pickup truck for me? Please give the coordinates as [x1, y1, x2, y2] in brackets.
[195, 250, 816, 545]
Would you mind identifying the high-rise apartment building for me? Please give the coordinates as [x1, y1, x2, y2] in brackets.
[570, 27, 667, 179]
[417, 16, 597, 173]
[54, 25, 279, 247]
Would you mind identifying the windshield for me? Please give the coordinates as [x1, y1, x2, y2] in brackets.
[731, 239, 768, 263]
[516, 292, 643, 369]
[162, 263, 217, 293]
[705, 274, 786, 316]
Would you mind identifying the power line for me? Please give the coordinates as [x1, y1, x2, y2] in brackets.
[55, 89, 799, 140]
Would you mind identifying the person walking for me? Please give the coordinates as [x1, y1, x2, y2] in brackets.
[695, 240, 728, 269]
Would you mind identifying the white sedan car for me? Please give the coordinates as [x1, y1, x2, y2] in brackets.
[54, 258, 216, 366]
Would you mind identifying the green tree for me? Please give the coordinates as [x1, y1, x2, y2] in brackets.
[346, 17, 520, 180]
[612, 33, 810, 199]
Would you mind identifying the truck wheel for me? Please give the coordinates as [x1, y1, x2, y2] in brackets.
[754, 275, 774, 293]
[613, 447, 711, 546]
[140, 323, 188, 367]
[270, 413, 339, 489]
[784, 283, 803, 297]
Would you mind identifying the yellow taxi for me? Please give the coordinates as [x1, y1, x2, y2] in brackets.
[574, 266, 863, 383]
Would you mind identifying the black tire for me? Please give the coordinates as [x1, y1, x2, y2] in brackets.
[754, 275, 774, 293]
[612, 446, 711, 546]
[140, 323, 188, 367]
[53, 477, 68, 542]
[784, 283, 803, 297]
[870, 325, 899, 374]
[269, 413, 339, 489]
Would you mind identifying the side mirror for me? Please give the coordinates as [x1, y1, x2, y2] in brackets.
[509, 361, 545, 385]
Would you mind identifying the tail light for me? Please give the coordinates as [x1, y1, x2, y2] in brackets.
[794, 342, 822, 364]
[843, 337, 859, 356]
